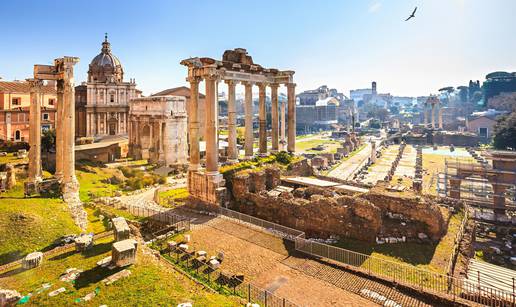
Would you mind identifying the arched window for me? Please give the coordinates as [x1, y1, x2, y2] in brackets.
[15, 130, 21, 141]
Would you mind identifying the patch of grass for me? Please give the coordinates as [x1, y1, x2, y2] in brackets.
[76, 163, 122, 202]
[158, 188, 189, 208]
[0, 183, 80, 265]
[0, 152, 27, 165]
[296, 139, 341, 153]
[0, 236, 239, 306]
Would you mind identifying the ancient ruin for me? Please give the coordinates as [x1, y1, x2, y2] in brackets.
[181, 48, 296, 205]
[128, 96, 188, 169]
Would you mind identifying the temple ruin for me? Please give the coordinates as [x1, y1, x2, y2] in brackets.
[28, 57, 80, 197]
[181, 48, 296, 205]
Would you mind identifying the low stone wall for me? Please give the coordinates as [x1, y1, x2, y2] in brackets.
[229, 166, 447, 242]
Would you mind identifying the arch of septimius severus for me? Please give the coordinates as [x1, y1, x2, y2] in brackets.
[181, 48, 296, 205]
[27, 56, 81, 201]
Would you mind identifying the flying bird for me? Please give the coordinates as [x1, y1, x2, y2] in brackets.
[405, 7, 417, 21]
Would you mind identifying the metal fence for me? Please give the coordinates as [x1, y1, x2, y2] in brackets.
[214, 206, 515, 306]
[123, 204, 190, 231]
[164, 247, 298, 307]
[218, 207, 305, 241]
[446, 206, 470, 277]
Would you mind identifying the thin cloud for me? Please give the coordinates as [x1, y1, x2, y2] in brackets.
[369, 1, 382, 13]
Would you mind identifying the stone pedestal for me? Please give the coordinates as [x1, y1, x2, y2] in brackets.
[112, 239, 137, 267]
[112, 217, 130, 242]
[22, 252, 43, 269]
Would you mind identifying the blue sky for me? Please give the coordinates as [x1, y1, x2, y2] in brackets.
[1, 0, 515, 97]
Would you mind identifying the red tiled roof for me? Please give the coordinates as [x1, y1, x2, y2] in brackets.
[0, 81, 56, 95]
[151, 86, 205, 99]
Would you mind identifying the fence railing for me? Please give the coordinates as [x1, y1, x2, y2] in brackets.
[446, 206, 470, 277]
[218, 207, 305, 241]
[118, 203, 191, 231]
[214, 207, 515, 306]
[163, 247, 298, 307]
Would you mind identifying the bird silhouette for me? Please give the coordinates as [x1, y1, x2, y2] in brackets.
[405, 6, 417, 21]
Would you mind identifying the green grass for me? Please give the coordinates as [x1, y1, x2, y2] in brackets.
[334, 210, 464, 276]
[0, 236, 239, 306]
[296, 139, 341, 153]
[0, 183, 80, 265]
[158, 188, 189, 208]
[76, 163, 122, 202]
[0, 152, 27, 165]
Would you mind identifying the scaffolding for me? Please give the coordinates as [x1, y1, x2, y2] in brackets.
[438, 157, 516, 209]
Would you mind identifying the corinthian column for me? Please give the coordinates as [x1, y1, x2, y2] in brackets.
[225, 79, 238, 162]
[27, 78, 43, 183]
[55, 80, 64, 180]
[286, 83, 296, 153]
[204, 72, 219, 173]
[243, 82, 254, 158]
[187, 76, 201, 171]
[270, 83, 279, 152]
[60, 57, 80, 193]
[258, 83, 267, 155]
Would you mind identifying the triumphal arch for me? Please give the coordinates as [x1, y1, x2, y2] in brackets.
[181, 48, 296, 205]
[27, 56, 81, 201]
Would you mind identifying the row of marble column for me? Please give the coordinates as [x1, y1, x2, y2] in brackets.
[28, 59, 78, 192]
[423, 103, 443, 129]
[86, 111, 127, 136]
[188, 75, 296, 174]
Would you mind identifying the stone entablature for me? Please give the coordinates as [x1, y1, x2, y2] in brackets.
[128, 96, 188, 168]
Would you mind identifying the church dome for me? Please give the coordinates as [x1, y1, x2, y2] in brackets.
[88, 34, 124, 83]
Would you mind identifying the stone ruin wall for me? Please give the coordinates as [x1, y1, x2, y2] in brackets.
[227, 166, 446, 242]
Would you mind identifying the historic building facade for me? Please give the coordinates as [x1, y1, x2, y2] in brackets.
[128, 96, 188, 168]
[75, 35, 139, 138]
[0, 80, 57, 142]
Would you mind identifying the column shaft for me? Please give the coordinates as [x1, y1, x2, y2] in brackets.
[226, 80, 238, 161]
[280, 99, 286, 151]
[244, 82, 254, 158]
[431, 103, 436, 128]
[270, 84, 279, 152]
[205, 74, 218, 173]
[287, 83, 296, 152]
[258, 83, 267, 155]
[28, 79, 43, 182]
[62, 77, 76, 185]
[188, 77, 201, 171]
[55, 80, 64, 179]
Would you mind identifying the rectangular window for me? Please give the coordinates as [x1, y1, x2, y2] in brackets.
[42, 113, 50, 121]
[479, 127, 488, 138]
[110, 94, 115, 103]
[12, 97, 21, 105]
[48, 98, 55, 106]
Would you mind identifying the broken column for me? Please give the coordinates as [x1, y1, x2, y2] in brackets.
[5, 164, 15, 189]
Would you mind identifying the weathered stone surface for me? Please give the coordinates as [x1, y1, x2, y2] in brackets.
[249, 171, 266, 193]
[22, 251, 43, 269]
[5, 164, 15, 189]
[0, 289, 22, 306]
[264, 167, 281, 189]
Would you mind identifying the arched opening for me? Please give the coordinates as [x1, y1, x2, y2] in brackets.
[14, 130, 21, 141]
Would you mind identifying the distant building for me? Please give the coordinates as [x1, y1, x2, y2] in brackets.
[351, 81, 392, 108]
[297, 85, 345, 105]
[0, 80, 57, 142]
[296, 97, 338, 132]
[467, 109, 507, 139]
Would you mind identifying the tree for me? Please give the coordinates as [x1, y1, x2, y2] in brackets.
[41, 128, 56, 152]
[493, 113, 516, 150]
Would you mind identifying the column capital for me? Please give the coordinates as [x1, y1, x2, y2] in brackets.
[26, 78, 44, 90]
[186, 76, 202, 84]
[269, 83, 280, 90]
[257, 82, 269, 90]
[203, 70, 220, 82]
[285, 83, 296, 89]
[224, 79, 239, 87]
[242, 81, 254, 88]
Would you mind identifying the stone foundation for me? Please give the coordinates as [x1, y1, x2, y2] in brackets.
[228, 166, 446, 242]
[187, 170, 227, 206]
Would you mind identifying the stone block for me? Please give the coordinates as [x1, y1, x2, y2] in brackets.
[22, 251, 43, 269]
